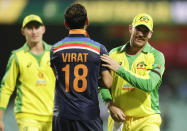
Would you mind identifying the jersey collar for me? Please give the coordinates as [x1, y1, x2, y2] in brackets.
[23, 41, 50, 52]
[120, 41, 152, 53]
[68, 29, 89, 38]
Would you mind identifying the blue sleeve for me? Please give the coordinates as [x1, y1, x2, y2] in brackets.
[50, 46, 55, 69]
[100, 44, 109, 72]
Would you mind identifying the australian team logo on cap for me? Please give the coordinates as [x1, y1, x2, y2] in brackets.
[139, 16, 149, 23]
[27, 15, 36, 20]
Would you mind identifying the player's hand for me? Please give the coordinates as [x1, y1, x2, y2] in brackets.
[100, 54, 120, 72]
[0, 120, 4, 131]
[108, 102, 126, 122]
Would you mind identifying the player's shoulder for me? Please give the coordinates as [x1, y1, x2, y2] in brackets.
[11, 44, 26, 55]
[7, 44, 26, 61]
[43, 41, 52, 51]
[109, 45, 123, 55]
[87, 38, 103, 47]
[146, 43, 165, 60]
[52, 39, 64, 48]
[80, 37, 106, 51]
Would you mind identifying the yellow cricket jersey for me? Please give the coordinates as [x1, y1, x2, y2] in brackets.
[0, 41, 55, 122]
[100, 42, 165, 117]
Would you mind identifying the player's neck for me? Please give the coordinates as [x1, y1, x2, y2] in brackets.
[28, 41, 44, 55]
[126, 44, 143, 56]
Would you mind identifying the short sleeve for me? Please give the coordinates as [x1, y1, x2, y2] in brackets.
[100, 44, 109, 72]
[152, 52, 165, 77]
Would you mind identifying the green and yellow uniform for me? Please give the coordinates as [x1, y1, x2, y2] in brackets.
[100, 42, 165, 131]
[0, 42, 55, 129]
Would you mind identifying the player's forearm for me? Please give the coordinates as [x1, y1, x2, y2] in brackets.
[0, 110, 4, 121]
[116, 66, 161, 92]
[101, 70, 113, 89]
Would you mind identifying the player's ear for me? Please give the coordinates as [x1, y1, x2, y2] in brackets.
[148, 31, 153, 39]
[85, 17, 89, 26]
[84, 17, 89, 29]
[64, 20, 69, 30]
[42, 26, 46, 34]
[21, 28, 25, 36]
[129, 25, 133, 34]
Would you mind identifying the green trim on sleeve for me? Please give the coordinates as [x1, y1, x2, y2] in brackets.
[0, 107, 6, 110]
[152, 51, 165, 77]
[0, 53, 19, 109]
[116, 66, 161, 92]
[99, 88, 112, 103]
[15, 79, 22, 113]
[0, 52, 18, 86]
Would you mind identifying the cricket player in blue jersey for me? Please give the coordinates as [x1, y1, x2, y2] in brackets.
[50, 3, 113, 131]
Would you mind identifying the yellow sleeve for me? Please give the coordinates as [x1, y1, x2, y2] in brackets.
[0, 53, 19, 110]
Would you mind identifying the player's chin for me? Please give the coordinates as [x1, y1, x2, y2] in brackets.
[134, 41, 145, 48]
[31, 39, 40, 44]
[32, 41, 38, 43]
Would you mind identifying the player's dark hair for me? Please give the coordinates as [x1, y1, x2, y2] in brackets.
[24, 21, 42, 29]
[65, 3, 87, 29]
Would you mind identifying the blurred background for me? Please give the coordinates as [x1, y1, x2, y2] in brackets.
[1, 0, 187, 130]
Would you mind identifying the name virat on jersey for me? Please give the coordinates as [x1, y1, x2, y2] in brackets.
[62, 53, 88, 62]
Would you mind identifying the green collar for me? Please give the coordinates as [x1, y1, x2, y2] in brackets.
[23, 41, 51, 52]
[120, 41, 152, 53]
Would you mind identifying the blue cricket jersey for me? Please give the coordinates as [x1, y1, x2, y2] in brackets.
[50, 34, 108, 120]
